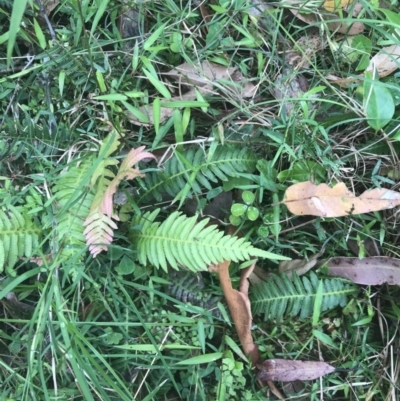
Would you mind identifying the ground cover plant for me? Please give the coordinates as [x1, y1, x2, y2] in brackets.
[0, 0, 400, 400]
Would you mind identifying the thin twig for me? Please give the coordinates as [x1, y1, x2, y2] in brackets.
[35, 0, 57, 42]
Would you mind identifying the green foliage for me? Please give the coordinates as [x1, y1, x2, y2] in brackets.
[166, 272, 221, 314]
[0, 204, 40, 276]
[1, 0, 399, 399]
[230, 190, 259, 225]
[139, 146, 257, 204]
[53, 157, 94, 263]
[130, 209, 288, 272]
[363, 71, 395, 130]
[217, 350, 252, 401]
[250, 272, 358, 321]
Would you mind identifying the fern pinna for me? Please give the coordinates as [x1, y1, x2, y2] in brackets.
[250, 271, 357, 321]
[129, 209, 288, 272]
[138, 146, 257, 204]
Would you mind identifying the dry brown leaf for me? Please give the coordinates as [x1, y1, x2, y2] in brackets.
[348, 1, 364, 17]
[272, 68, 311, 114]
[199, 3, 212, 27]
[325, 73, 360, 88]
[230, 69, 257, 98]
[290, 9, 364, 35]
[327, 19, 364, 35]
[289, 9, 316, 25]
[283, 181, 400, 217]
[258, 359, 336, 382]
[162, 61, 236, 88]
[366, 45, 400, 78]
[248, 264, 271, 286]
[4, 292, 35, 312]
[163, 61, 257, 98]
[42, 0, 59, 14]
[326, 256, 400, 285]
[129, 62, 256, 125]
[210, 260, 260, 364]
[347, 239, 380, 257]
[323, 0, 353, 12]
[21, 254, 53, 266]
[279, 248, 325, 278]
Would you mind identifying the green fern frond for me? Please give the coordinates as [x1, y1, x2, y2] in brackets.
[0, 205, 41, 276]
[167, 272, 222, 312]
[129, 209, 288, 272]
[43, 43, 99, 88]
[250, 272, 357, 321]
[53, 158, 94, 261]
[138, 146, 257, 204]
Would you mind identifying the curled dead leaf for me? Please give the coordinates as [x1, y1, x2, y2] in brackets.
[212, 259, 260, 364]
[279, 248, 325, 278]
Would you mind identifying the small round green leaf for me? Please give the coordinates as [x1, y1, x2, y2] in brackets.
[246, 206, 259, 221]
[115, 256, 136, 275]
[229, 215, 242, 226]
[231, 203, 247, 217]
[242, 191, 255, 204]
[257, 225, 269, 237]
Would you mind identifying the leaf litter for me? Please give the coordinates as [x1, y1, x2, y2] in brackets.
[129, 61, 257, 126]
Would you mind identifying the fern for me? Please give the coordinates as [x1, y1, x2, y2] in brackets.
[84, 137, 154, 257]
[138, 146, 257, 204]
[0, 205, 41, 276]
[250, 271, 357, 321]
[41, 43, 101, 88]
[53, 157, 94, 262]
[167, 271, 221, 311]
[129, 209, 288, 272]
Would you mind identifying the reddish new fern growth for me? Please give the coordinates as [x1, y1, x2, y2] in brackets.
[101, 146, 154, 217]
[84, 146, 155, 257]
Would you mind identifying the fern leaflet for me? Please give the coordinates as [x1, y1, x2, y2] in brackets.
[250, 271, 357, 321]
[129, 209, 288, 272]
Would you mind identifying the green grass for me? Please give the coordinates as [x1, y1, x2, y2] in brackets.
[0, 0, 400, 400]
